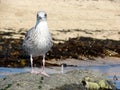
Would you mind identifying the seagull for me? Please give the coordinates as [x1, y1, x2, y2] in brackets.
[22, 11, 53, 77]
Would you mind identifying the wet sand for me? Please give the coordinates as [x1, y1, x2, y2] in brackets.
[47, 57, 120, 76]
[1, 57, 120, 77]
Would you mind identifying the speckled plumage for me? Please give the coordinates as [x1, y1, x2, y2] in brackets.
[22, 11, 53, 76]
[22, 12, 52, 56]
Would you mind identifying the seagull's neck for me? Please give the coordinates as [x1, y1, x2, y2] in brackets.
[35, 20, 48, 31]
[35, 20, 49, 36]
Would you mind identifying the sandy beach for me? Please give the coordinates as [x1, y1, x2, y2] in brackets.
[0, 0, 120, 43]
[0, 0, 119, 66]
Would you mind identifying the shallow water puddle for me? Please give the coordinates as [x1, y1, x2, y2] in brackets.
[0, 67, 30, 78]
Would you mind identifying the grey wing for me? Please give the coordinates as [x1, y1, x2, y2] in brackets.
[49, 33, 53, 46]
[25, 27, 34, 37]
[22, 27, 36, 52]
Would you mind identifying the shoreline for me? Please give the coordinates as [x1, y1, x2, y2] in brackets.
[0, 57, 120, 89]
[0, 56, 120, 77]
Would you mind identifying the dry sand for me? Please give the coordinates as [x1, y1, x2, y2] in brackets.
[0, 0, 120, 43]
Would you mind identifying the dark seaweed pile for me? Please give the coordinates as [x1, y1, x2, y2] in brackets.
[0, 31, 120, 67]
[49, 37, 120, 59]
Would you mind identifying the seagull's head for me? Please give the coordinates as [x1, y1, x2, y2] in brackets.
[37, 11, 47, 21]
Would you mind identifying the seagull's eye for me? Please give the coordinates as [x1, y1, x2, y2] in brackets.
[37, 14, 42, 19]
[45, 14, 47, 17]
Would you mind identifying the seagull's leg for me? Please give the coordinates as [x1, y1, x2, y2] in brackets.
[41, 55, 49, 77]
[30, 55, 39, 74]
[30, 54, 34, 73]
